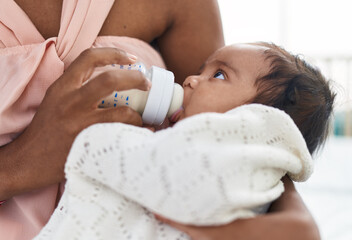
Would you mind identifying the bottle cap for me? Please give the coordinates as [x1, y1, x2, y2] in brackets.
[142, 66, 180, 125]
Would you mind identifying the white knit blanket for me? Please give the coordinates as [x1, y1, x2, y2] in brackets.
[34, 104, 313, 240]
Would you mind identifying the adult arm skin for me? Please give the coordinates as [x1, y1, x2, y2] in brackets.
[157, 0, 225, 84]
[0, 48, 150, 200]
[156, 176, 321, 240]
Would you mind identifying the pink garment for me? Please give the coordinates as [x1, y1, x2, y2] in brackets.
[0, 0, 165, 239]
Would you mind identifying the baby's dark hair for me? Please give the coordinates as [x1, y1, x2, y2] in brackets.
[251, 42, 336, 154]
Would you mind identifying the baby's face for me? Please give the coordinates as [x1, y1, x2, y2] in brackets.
[179, 43, 270, 120]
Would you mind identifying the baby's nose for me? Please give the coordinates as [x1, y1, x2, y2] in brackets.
[183, 75, 200, 89]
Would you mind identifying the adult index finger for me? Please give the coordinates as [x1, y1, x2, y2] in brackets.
[63, 48, 138, 88]
[91, 106, 143, 127]
[79, 69, 151, 108]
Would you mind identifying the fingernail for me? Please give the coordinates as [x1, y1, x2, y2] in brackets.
[127, 53, 138, 61]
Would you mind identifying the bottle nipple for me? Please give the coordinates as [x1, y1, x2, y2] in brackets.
[169, 106, 184, 123]
[167, 83, 184, 118]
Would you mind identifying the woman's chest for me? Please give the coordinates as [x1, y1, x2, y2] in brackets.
[14, 0, 171, 42]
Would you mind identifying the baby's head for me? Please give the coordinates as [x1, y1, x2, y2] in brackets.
[180, 42, 335, 154]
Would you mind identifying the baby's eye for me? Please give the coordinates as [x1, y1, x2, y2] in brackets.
[213, 71, 225, 80]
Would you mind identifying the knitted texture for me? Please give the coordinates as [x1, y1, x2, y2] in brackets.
[34, 104, 313, 240]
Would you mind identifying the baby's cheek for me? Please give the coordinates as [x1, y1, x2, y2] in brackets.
[183, 105, 199, 119]
[191, 103, 212, 115]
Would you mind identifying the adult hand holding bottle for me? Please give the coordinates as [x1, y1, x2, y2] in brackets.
[0, 48, 151, 200]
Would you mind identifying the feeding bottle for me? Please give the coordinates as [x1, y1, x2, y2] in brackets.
[92, 62, 183, 125]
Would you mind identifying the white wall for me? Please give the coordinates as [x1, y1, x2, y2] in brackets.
[218, 0, 352, 55]
[218, 0, 352, 111]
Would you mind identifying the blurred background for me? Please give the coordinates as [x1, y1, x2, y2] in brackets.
[218, 0, 352, 239]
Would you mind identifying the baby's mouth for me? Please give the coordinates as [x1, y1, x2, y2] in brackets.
[169, 106, 184, 123]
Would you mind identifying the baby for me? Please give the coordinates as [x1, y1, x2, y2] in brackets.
[175, 42, 334, 154]
[34, 43, 335, 240]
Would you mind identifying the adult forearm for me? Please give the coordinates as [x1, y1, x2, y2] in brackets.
[227, 178, 321, 240]
[0, 133, 35, 200]
[267, 176, 321, 240]
[237, 211, 320, 240]
[156, 207, 320, 240]
[0, 142, 20, 199]
[158, 0, 224, 84]
[0, 129, 65, 200]
[157, 176, 321, 240]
